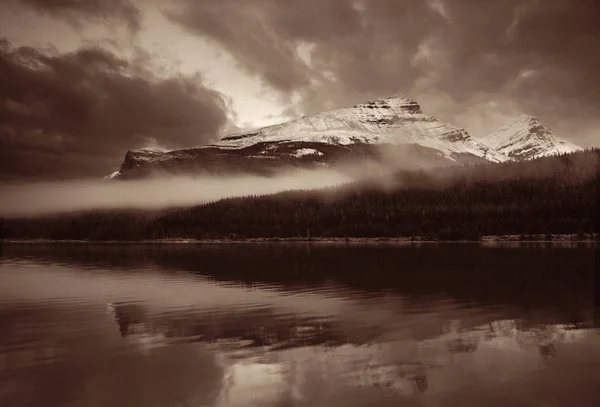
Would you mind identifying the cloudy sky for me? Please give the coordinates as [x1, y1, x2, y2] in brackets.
[1, 0, 598, 180]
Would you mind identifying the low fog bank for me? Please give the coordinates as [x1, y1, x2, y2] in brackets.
[1, 149, 594, 218]
[0, 169, 351, 218]
[349, 147, 598, 190]
[0, 146, 462, 218]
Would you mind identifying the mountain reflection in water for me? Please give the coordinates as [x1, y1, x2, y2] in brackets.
[0, 243, 599, 407]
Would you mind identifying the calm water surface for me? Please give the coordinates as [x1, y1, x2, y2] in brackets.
[0, 243, 599, 407]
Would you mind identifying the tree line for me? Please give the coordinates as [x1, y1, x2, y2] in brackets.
[4, 149, 599, 241]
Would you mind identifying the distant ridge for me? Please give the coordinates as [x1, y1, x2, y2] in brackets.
[106, 98, 582, 179]
[478, 115, 582, 160]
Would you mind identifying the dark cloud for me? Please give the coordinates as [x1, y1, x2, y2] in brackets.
[166, 0, 600, 143]
[0, 40, 229, 180]
[12, 0, 142, 32]
[2, 0, 598, 181]
[164, 0, 322, 93]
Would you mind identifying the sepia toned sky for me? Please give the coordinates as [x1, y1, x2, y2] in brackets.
[1, 0, 599, 179]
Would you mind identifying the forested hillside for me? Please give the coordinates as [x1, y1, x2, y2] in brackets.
[4, 150, 598, 241]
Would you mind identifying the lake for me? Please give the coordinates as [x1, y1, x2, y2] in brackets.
[1, 243, 599, 407]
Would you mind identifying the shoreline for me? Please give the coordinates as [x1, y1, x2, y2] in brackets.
[2, 234, 599, 245]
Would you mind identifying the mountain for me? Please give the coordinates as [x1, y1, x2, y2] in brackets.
[478, 115, 583, 160]
[108, 97, 506, 179]
[107, 98, 583, 180]
[212, 97, 503, 161]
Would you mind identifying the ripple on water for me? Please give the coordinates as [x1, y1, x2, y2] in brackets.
[0, 243, 598, 407]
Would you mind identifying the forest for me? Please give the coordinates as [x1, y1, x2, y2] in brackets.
[3, 149, 599, 241]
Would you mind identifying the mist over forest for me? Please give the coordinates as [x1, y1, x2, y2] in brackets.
[3, 149, 598, 241]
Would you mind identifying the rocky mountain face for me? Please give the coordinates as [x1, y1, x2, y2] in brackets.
[477, 115, 583, 160]
[107, 97, 582, 179]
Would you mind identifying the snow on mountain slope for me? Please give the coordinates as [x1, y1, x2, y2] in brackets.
[478, 115, 583, 160]
[291, 148, 324, 158]
[107, 98, 587, 180]
[211, 97, 507, 163]
[103, 171, 120, 180]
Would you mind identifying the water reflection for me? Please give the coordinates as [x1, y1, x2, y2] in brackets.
[0, 243, 598, 407]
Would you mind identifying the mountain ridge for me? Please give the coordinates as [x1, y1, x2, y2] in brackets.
[208, 96, 505, 163]
[107, 97, 582, 179]
[477, 114, 582, 160]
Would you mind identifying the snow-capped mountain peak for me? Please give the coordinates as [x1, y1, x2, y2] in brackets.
[210, 96, 507, 163]
[478, 115, 583, 160]
[106, 98, 584, 179]
[513, 114, 540, 125]
[352, 96, 422, 113]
